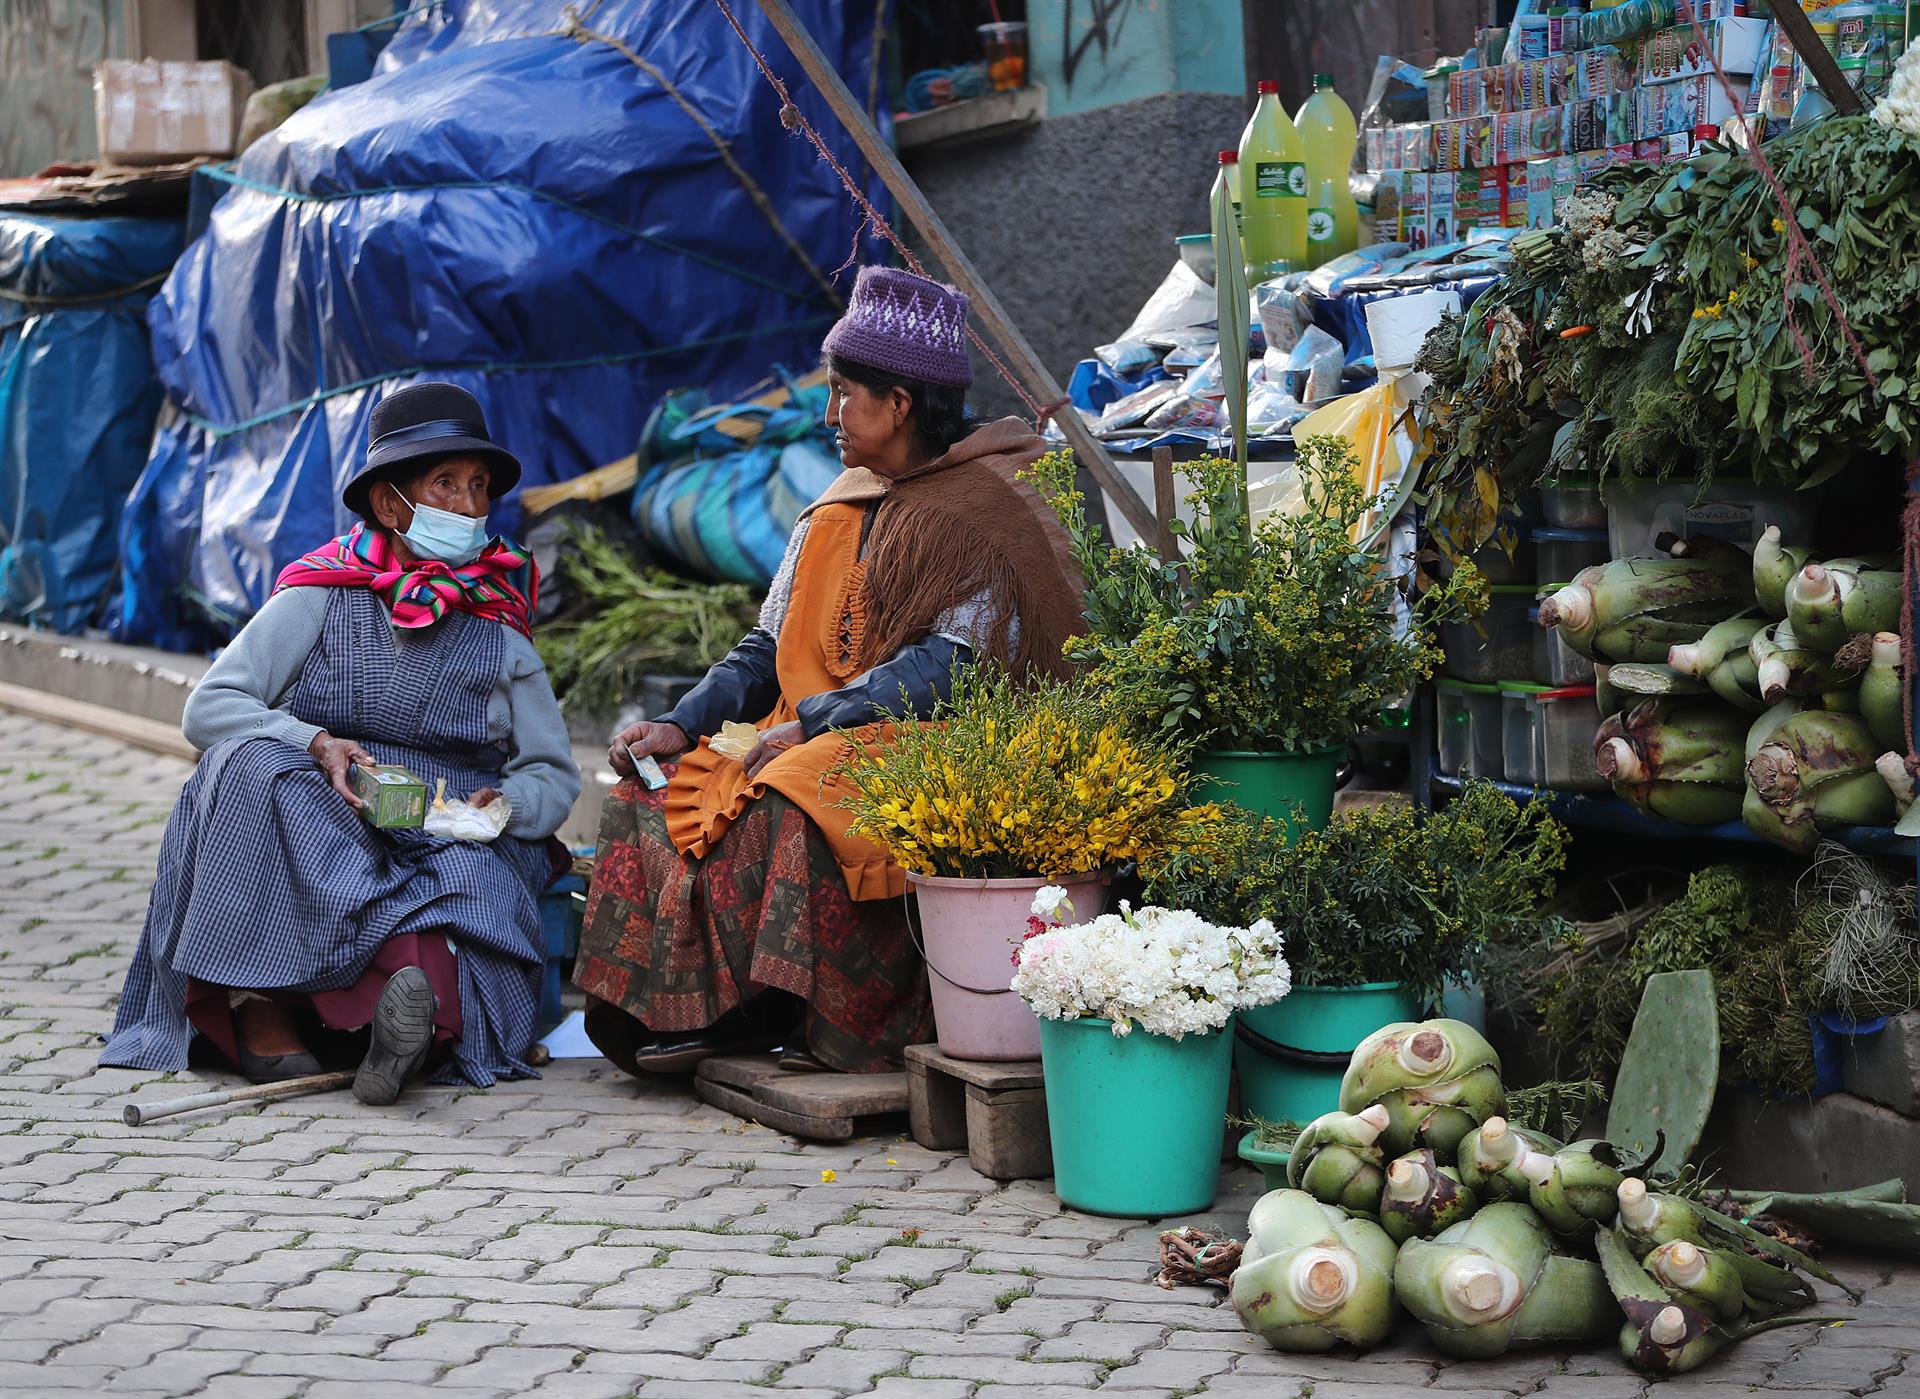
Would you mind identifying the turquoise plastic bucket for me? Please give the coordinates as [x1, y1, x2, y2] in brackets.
[1192, 746, 1345, 831]
[1243, 983, 1425, 1056]
[1234, 984, 1426, 1126]
[1236, 1129, 1291, 1193]
[1038, 1016, 1232, 1218]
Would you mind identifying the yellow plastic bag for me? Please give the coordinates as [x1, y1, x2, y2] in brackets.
[1249, 370, 1424, 546]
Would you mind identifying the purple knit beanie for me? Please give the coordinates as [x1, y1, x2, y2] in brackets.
[822, 265, 974, 388]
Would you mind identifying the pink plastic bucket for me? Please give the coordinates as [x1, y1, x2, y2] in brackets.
[908, 871, 1110, 1062]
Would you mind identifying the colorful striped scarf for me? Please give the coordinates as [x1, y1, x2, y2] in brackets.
[273, 523, 538, 638]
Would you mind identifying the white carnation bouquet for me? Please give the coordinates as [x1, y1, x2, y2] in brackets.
[1010, 893, 1291, 1040]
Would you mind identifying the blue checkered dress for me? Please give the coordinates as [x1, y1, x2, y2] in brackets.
[103, 589, 552, 1086]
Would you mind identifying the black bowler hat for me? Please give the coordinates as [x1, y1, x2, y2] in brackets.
[342, 382, 522, 515]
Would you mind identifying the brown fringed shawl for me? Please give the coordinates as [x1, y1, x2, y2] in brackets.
[804, 418, 1085, 679]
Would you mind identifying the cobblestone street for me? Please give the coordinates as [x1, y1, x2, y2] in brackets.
[0, 708, 1912, 1398]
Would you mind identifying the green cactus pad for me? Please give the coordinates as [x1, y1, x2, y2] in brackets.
[1607, 970, 1719, 1171]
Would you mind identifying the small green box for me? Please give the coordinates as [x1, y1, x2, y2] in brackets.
[350, 762, 427, 828]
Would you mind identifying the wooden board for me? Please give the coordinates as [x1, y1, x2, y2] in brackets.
[695, 1054, 908, 1142]
[693, 1075, 854, 1141]
[903, 1043, 1043, 1092]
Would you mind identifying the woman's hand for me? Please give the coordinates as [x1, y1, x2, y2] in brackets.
[609, 720, 689, 776]
[308, 731, 378, 810]
[743, 720, 807, 779]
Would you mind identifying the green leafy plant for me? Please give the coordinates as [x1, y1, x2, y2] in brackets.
[1144, 782, 1569, 1003]
[534, 521, 760, 716]
[1028, 436, 1486, 752]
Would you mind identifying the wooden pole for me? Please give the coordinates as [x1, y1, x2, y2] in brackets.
[1151, 445, 1179, 561]
[753, 0, 1160, 543]
[1766, 3, 1866, 116]
[123, 1071, 355, 1126]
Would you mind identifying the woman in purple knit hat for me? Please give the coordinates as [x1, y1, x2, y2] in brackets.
[574, 266, 1083, 1078]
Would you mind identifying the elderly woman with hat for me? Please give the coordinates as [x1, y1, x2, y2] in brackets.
[102, 383, 580, 1103]
[574, 267, 1083, 1078]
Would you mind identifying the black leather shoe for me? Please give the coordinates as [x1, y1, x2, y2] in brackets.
[236, 1047, 324, 1083]
[628, 1026, 785, 1075]
[353, 967, 438, 1105]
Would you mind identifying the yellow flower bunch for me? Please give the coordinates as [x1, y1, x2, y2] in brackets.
[833, 669, 1221, 879]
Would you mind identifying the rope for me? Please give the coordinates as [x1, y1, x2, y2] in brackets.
[0, 271, 168, 306]
[558, 7, 843, 308]
[707, 0, 1059, 428]
[176, 315, 831, 440]
[196, 163, 830, 308]
[1153, 1227, 1242, 1290]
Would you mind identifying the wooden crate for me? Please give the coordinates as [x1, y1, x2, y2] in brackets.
[694, 1055, 909, 1141]
[904, 1043, 1051, 1181]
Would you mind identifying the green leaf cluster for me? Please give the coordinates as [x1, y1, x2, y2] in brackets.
[533, 520, 760, 716]
[1143, 780, 1570, 1003]
[1026, 436, 1487, 752]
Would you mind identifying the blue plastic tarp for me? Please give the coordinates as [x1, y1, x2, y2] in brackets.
[0, 214, 181, 634]
[117, 0, 888, 650]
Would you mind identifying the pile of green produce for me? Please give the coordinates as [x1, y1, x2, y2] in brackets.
[1508, 858, 1920, 1097]
[1416, 117, 1920, 559]
[535, 521, 760, 717]
[1228, 1018, 1853, 1374]
[1536, 531, 1906, 849]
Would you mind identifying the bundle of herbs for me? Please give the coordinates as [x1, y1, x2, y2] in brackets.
[1144, 780, 1569, 1004]
[534, 521, 760, 717]
[1027, 436, 1486, 753]
[1513, 850, 1920, 1097]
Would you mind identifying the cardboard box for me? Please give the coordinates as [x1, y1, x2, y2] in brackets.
[1466, 114, 1499, 170]
[1574, 47, 1633, 100]
[94, 59, 253, 165]
[1498, 106, 1563, 164]
[1429, 172, 1457, 247]
[1431, 118, 1469, 172]
[1526, 155, 1576, 230]
[1636, 73, 1745, 139]
[350, 763, 428, 829]
[1503, 162, 1531, 228]
[1448, 67, 1490, 119]
[1575, 147, 1614, 180]
[1400, 172, 1429, 249]
[1482, 165, 1506, 226]
[1636, 17, 1768, 83]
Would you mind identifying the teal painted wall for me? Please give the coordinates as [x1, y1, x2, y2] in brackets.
[1028, 0, 1246, 117]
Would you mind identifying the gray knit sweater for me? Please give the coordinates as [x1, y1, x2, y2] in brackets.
[181, 587, 581, 841]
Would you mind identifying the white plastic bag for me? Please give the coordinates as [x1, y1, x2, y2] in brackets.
[423, 779, 512, 842]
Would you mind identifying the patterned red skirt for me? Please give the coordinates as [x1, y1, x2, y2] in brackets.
[574, 776, 931, 1074]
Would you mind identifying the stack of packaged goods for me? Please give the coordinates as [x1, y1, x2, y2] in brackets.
[1366, 0, 1908, 243]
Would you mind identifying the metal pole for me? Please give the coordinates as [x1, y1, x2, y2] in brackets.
[752, 0, 1160, 544]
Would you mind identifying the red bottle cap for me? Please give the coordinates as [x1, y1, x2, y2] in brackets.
[1257, 79, 1280, 94]
[1219, 150, 1238, 163]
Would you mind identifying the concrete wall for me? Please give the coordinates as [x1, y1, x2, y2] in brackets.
[904, 89, 1244, 420]
[0, 0, 126, 176]
[1028, 0, 1245, 117]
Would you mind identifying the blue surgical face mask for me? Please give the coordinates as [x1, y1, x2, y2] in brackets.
[397, 491, 490, 566]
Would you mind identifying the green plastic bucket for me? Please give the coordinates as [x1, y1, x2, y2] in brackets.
[1242, 983, 1425, 1056]
[1192, 746, 1345, 831]
[1038, 1016, 1232, 1217]
[1234, 984, 1426, 1127]
[1236, 1129, 1291, 1193]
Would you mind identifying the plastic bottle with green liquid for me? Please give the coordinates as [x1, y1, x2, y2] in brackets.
[1237, 79, 1306, 282]
[1295, 73, 1359, 266]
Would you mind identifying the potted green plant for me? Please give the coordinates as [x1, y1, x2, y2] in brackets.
[1145, 781, 1569, 1126]
[1010, 900, 1291, 1217]
[1028, 437, 1485, 828]
[834, 669, 1215, 1062]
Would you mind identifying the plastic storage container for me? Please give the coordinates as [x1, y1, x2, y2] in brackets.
[1435, 678, 1505, 779]
[1530, 593, 1597, 686]
[1606, 478, 1817, 559]
[1442, 585, 1537, 682]
[1501, 682, 1607, 793]
[1540, 475, 1607, 530]
[1532, 526, 1610, 585]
